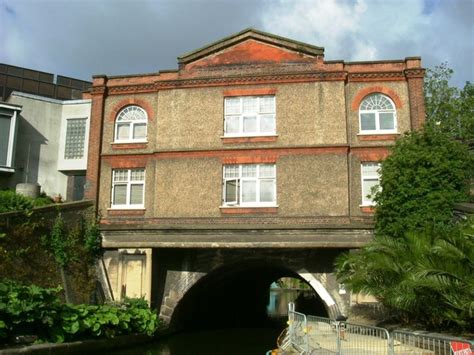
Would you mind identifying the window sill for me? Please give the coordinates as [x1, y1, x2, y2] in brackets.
[111, 141, 148, 150]
[107, 208, 146, 216]
[221, 135, 278, 144]
[0, 167, 15, 173]
[359, 205, 375, 213]
[220, 206, 278, 214]
[357, 133, 399, 141]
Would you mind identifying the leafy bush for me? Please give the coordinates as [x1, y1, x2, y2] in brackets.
[0, 280, 160, 344]
[0, 190, 54, 214]
[336, 221, 474, 331]
[0, 190, 33, 213]
[373, 127, 473, 238]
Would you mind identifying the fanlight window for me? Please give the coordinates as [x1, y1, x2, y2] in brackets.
[115, 106, 147, 142]
[359, 94, 397, 134]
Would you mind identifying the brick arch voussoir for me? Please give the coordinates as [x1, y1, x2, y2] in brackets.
[109, 97, 154, 122]
[351, 86, 403, 111]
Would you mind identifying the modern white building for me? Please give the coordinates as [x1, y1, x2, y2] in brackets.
[0, 91, 91, 201]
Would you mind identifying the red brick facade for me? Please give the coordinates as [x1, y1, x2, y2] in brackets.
[85, 29, 425, 227]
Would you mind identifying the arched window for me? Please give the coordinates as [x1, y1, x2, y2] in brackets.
[359, 94, 397, 134]
[114, 106, 147, 142]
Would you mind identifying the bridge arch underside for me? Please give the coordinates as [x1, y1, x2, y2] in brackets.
[157, 248, 348, 331]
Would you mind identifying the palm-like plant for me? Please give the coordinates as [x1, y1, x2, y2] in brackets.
[335, 221, 474, 330]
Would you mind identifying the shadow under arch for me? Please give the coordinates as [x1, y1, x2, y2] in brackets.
[170, 258, 332, 331]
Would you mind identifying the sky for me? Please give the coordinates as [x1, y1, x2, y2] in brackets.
[0, 0, 473, 88]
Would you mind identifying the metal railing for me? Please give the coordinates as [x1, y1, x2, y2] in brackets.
[288, 302, 310, 354]
[392, 329, 473, 355]
[283, 303, 473, 355]
[340, 322, 391, 355]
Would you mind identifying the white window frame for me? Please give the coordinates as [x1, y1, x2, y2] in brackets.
[358, 94, 397, 134]
[360, 162, 381, 206]
[224, 96, 276, 137]
[114, 106, 148, 143]
[0, 104, 20, 173]
[111, 169, 145, 209]
[222, 164, 277, 207]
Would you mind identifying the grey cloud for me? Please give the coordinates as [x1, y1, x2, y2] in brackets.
[1, 0, 264, 81]
[1, 0, 472, 88]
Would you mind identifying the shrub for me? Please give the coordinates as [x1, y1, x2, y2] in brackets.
[373, 127, 473, 238]
[0, 280, 160, 344]
[0, 190, 33, 213]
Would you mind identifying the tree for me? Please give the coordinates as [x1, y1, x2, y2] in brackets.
[424, 63, 474, 141]
[372, 126, 472, 238]
[335, 221, 474, 330]
[336, 65, 474, 330]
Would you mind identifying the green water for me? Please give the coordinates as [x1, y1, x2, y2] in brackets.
[110, 328, 282, 355]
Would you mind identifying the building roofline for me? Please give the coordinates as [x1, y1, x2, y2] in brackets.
[9, 91, 91, 105]
[0, 101, 22, 110]
[177, 28, 325, 65]
[345, 57, 422, 65]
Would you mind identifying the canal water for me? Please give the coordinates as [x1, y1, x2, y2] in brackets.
[109, 288, 316, 355]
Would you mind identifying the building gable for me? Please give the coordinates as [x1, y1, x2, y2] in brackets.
[178, 28, 324, 69]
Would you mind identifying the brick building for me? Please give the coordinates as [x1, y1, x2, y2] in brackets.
[86, 29, 425, 323]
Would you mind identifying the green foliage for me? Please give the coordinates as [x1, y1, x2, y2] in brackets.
[83, 219, 103, 261]
[0, 280, 63, 342]
[336, 221, 474, 330]
[0, 190, 54, 214]
[0, 190, 33, 213]
[41, 214, 76, 267]
[0, 280, 160, 344]
[373, 127, 473, 238]
[424, 62, 474, 141]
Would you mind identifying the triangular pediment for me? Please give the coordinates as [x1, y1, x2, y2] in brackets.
[178, 28, 324, 68]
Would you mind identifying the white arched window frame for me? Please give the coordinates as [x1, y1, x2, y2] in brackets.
[114, 106, 148, 143]
[359, 94, 397, 134]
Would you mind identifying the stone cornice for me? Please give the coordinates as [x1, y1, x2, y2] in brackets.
[101, 68, 425, 95]
[101, 226, 374, 248]
[106, 71, 347, 95]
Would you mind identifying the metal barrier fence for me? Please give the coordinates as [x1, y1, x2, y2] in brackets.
[284, 303, 473, 355]
[340, 322, 391, 355]
[288, 302, 310, 354]
[306, 315, 338, 354]
[392, 329, 473, 355]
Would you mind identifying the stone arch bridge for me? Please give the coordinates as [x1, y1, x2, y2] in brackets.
[100, 225, 373, 330]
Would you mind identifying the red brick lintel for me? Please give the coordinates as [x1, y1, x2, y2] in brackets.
[360, 206, 375, 214]
[223, 88, 277, 96]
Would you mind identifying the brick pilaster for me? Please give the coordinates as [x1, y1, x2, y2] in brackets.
[404, 58, 426, 130]
[85, 76, 107, 206]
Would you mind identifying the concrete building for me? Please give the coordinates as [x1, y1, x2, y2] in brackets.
[1, 92, 91, 201]
[85, 29, 425, 327]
